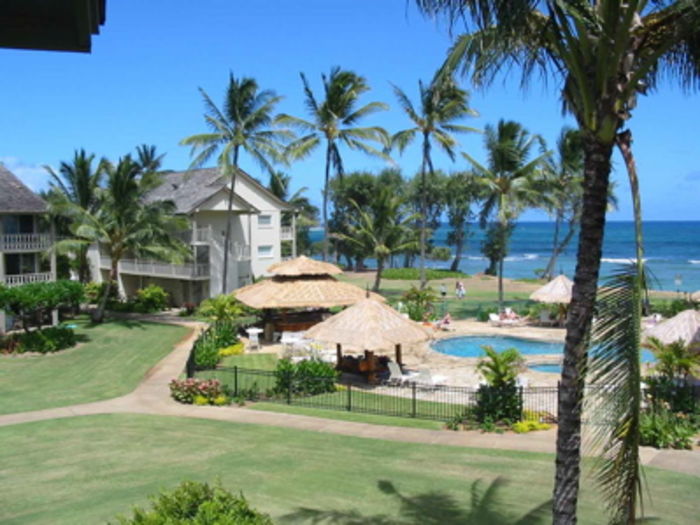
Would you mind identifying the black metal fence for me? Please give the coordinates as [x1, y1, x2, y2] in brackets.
[194, 366, 561, 423]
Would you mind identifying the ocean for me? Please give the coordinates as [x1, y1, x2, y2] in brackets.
[309, 221, 700, 292]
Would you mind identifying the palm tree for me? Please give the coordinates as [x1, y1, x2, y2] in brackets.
[392, 72, 478, 288]
[56, 156, 188, 323]
[464, 120, 549, 312]
[135, 144, 166, 173]
[417, 0, 700, 521]
[337, 188, 418, 291]
[267, 171, 319, 256]
[278, 67, 389, 261]
[444, 171, 478, 272]
[181, 74, 290, 293]
[45, 149, 105, 283]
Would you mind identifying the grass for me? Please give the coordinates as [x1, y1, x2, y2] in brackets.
[1, 414, 698, 524]
[0, 318, 189, 415]
[219, 352, 278, 370]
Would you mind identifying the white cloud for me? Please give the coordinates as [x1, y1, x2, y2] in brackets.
[0, 157, 53, 192]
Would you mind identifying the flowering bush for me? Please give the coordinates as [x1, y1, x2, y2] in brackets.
[169, 378, 230, 406]
[218, 342, 245, 357]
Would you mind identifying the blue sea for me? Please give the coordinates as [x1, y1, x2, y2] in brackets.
[310, 221, 700, 292]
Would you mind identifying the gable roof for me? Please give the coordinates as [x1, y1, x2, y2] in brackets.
[0, 165, 47, 213]
[146, 167, 293, 214]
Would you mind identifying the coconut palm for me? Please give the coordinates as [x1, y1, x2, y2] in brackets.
[417, 0, 700, 521]
[278, 67, 389, 261]
[135, 144, 166, 174]
[444, 170, 479, 272]
[392, 72, 478, 288]
[464, 120, 549, 312]
[181, 74, 290, 293]
[56, 156, 188, 323]
[338, 188, 419, 292]
[45, 149, 105, 283]
[267, 171, 319, 256]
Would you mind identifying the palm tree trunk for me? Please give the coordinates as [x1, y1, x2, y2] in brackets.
[450, 226, 464, 272]
[322, 144, 332, 262]
[543, 210, 564, 280]
[221, 148, 240, 295]
[93, 259, 117, 323]
[553, 138, 614, 525]
[419, 133, 429, 289]
[498, 246, 504, 312]
[373, 256, 385, 292]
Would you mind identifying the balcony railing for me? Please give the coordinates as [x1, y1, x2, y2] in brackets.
[0, 233, 52, 252]
[1, 272, 53, 287]
[280, 226, 294, 241]
[232, 242, 251, 261]
[100, 257, 210, 279]
[172, 227, 212, 245]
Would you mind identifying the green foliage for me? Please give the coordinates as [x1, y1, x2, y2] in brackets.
[644, 337, 700, 383]
[85, 281, 117, 303]
[169, 378, 230, 406]
[0, 280, 85, 331]
[650, 298, 697, 318]
[474, 383, 522, 425]
[5, 326, 77, 354]
[197, 294, 251, 322]
[476, 345, 524, 387]
[381, 268, 467, 280]
[512, 420, 552, 433]
[643, 377, 699, 416]
[427, 246, 452, 261]
[402, 285, 438, 321]
[476, 305, 499, 322]
[639, 410, 697, 450]
[134, 284, 169, 312]
[273, 358, 339, 396]
[114, 480, 272, 524]
[218, 342, 245, 357]
[192, 322, 240, 370]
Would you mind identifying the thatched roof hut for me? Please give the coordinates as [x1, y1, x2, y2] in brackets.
[644, 309, 700, 346]
[267, 255, 342, 276]
[530, 274, 574, 304]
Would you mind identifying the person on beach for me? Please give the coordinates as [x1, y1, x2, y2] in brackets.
[440, 283, 447, 299]
[455, 281, 465, 299]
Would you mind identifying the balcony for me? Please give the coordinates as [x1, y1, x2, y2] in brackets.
[172, 227, 212, 245]
[100, 257, 210, 280]
[232, 242, 251, 261]
[280, 226, 294, 241]
[1, 272, 53, 287]
[0, 233, 52, 253]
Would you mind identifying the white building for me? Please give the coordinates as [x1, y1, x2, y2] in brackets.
[0, 166, 57, 333]
[89, 167, 296, 305]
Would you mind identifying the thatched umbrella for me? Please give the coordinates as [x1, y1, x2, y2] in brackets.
[530, 274, 574, 303]
[644, 309, 700, 346]
[304, 297, 432, 366]
[267, 255, 342, 276]
[691, 290, 700, 302]
[234, 275, 384, 309]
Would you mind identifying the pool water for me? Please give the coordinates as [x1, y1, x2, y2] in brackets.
[432, 335, 656, 375]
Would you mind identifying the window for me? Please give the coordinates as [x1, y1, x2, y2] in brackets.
[4, 253, 36, 274]
[2, 215, 34, 234]
[257, 245, 273, 258]
[258, 214, 272, 227]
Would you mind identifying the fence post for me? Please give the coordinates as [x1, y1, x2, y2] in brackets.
[185, 347, 195, 378]
[347, 382, 352, 412]
[411, 382, 417, 418]
[518, 386, 524, 422]
[234, 366, 238, 397]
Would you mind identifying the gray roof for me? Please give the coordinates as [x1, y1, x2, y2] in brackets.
[0, 165, 47, 213]
[146, 167, 292, 214]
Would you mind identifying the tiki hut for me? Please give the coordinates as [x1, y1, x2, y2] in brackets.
[644, 309, 700, 346]
[267, 255, 342, 276]
[529, 274, 574, 303]
[691, 290, 700, 302]
[305, 298, 432, 379]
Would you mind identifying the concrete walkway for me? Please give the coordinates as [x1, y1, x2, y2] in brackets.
[1, 314, 698, 478]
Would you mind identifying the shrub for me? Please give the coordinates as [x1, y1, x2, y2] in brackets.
[169, 378, 229, 406]
[198, 294, 253, 321]
[274, 358, 338, 396]
[219, 342, 245, 357]
[114, 480, 272, 524]
[85, 281, 117, 304]
[0, 280, 85, 331]
[512, 420, 551, 433]
[13, 326, 77, 353]
[382, 268, 468, 280]
[473, 383, 522, 424]
[134, 284, 169, 312]
[192, 321, 240, 369]
[476, 305, 499, 322]
[639, 410, 697, 450]
[650, 298, 697, 318]
[644, 376, 699, 415]
[402, 285, 438, 321]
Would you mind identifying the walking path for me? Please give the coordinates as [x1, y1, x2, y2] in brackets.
[1, 313, 698, 477]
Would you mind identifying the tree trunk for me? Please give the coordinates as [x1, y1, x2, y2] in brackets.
[92, 259, 117, 323]
[221, 148, 240, 295]
[373, 256, 384, 292]
[322, 144, 332, 262]
[450, 226, 464, 272]
[543, 210, 563, 280]
[543, 216, 578, 281]
[497, 253, 504, 312]
[553, 138, 614, 525]
[419, 133, 430, 289]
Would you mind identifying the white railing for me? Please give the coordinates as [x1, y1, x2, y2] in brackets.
[280, 226, 294, 241]
[100, 257, 209, 279]
[0, 233, 52, 252]
[1, 272, 53, 287]
[172, 227, 212, 245]
[232, 242, 251, 261]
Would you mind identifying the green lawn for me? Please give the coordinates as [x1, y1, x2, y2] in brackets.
[0, 318, 189, 415]
[0, 414, 697, 524]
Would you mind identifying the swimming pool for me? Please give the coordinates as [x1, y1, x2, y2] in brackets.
[432, 335, 656, 374]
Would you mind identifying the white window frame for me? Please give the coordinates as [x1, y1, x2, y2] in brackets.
[257, 244, 274, 259]
[258, 214, 272, 228]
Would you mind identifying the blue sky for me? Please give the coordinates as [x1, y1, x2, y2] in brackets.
[1, 0, 698, 221]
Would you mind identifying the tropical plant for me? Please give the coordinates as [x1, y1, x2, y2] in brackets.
[643, 336, 700, 383]
[337, 188, 419, 291]
[464, 120, 548, 311]
[402, 285, 438, 321]
[391, 71, 478, 288]
[417, 1, 700, 520]
[197, 294, 247, 322]
[477, 345, 524, 387]
[267, 171, 320, 256]
[279, 67, 389, 261]
[54, 155, 188, 323]
[181, 74, 290, 293]
[474, 344, 525, 425]
[444, 170, 478, 272]
[0, 280, 84, 333]
[45, 149, 105, 283]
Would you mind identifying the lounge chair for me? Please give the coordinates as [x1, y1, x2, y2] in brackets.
[414, 368, 447, 388]
[538, 310, 557, 327]
[387, 361, 418, 385]
[488, 313, 503, 327]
